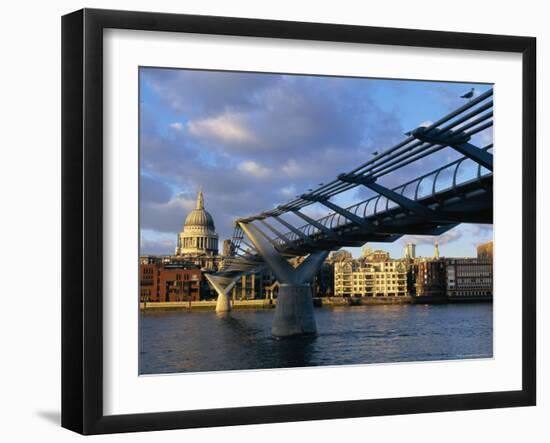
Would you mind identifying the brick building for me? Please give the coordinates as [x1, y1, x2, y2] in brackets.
[139, 263, 205, 302]
[411, 259, 447, 298]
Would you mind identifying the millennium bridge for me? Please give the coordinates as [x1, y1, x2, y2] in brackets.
[206, 88, 494, 338]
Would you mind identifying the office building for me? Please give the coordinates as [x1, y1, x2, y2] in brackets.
[445, 258, 493, 300]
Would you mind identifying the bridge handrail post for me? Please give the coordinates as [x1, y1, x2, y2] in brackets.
[432, 169, 442, 198]
[453, 158, 466, 191]
[374, 195, 382, 215]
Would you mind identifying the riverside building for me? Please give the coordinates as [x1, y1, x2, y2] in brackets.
[411, 259, 447, 298]
[139, 263, 203, 302]
[445, 257, 493, 300]
[334, 250, 408, 297]
[410, 242, 446, 298]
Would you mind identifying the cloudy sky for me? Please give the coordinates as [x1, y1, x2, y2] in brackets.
[139, 67, 493, 258]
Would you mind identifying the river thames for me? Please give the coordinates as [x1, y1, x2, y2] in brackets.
[139, 303, 492, 374]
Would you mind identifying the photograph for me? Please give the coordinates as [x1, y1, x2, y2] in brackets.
[138, 68, 494, 375]
[0, 0, 543, 440]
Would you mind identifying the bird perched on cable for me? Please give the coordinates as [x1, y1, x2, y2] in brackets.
[460, 87, 475, 101]
[372, 151, 379, 156]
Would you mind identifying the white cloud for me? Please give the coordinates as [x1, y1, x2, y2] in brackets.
[187, 112, 257, 144]
[281, 159, 302, 178]
[237, 160, 272, 178]
[169, 122, 183, 131]
[140, 236, 177, 255]
[140, 193, 197, 233]
[279, 185, 296, 197]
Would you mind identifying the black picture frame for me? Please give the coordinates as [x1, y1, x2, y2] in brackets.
[61, 8, 536, 435]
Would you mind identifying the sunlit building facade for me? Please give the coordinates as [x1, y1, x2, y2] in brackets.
[334, 251, 408, 297]
[477, 241, 494, 261]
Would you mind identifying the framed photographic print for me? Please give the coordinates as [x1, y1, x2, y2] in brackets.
[61, 8, 536, 435]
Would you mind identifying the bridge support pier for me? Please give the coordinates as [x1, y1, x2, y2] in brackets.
[215, 291, 232, 313]
[272, 283, 317, 338]
[204, 274, 238, 313]
[239, 222, 328, 338]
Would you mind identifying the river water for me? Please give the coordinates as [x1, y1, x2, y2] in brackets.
[139, 303, 492, 374]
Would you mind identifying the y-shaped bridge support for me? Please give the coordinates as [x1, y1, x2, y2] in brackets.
[239, 221, 328, 338]
[204, 274, 239, 313]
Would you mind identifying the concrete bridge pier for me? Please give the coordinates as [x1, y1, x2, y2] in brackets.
[239, 222, 328, 338]
[272, 283, 316, 337]
[204, 274, 238, 313]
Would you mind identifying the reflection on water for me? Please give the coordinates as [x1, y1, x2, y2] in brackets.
[139, 303, 492, 374]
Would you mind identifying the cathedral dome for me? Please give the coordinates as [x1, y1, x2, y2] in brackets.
[176, 190, 219, 257]
[184, 208, 215, 229]
[183, 191, 215, 230]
